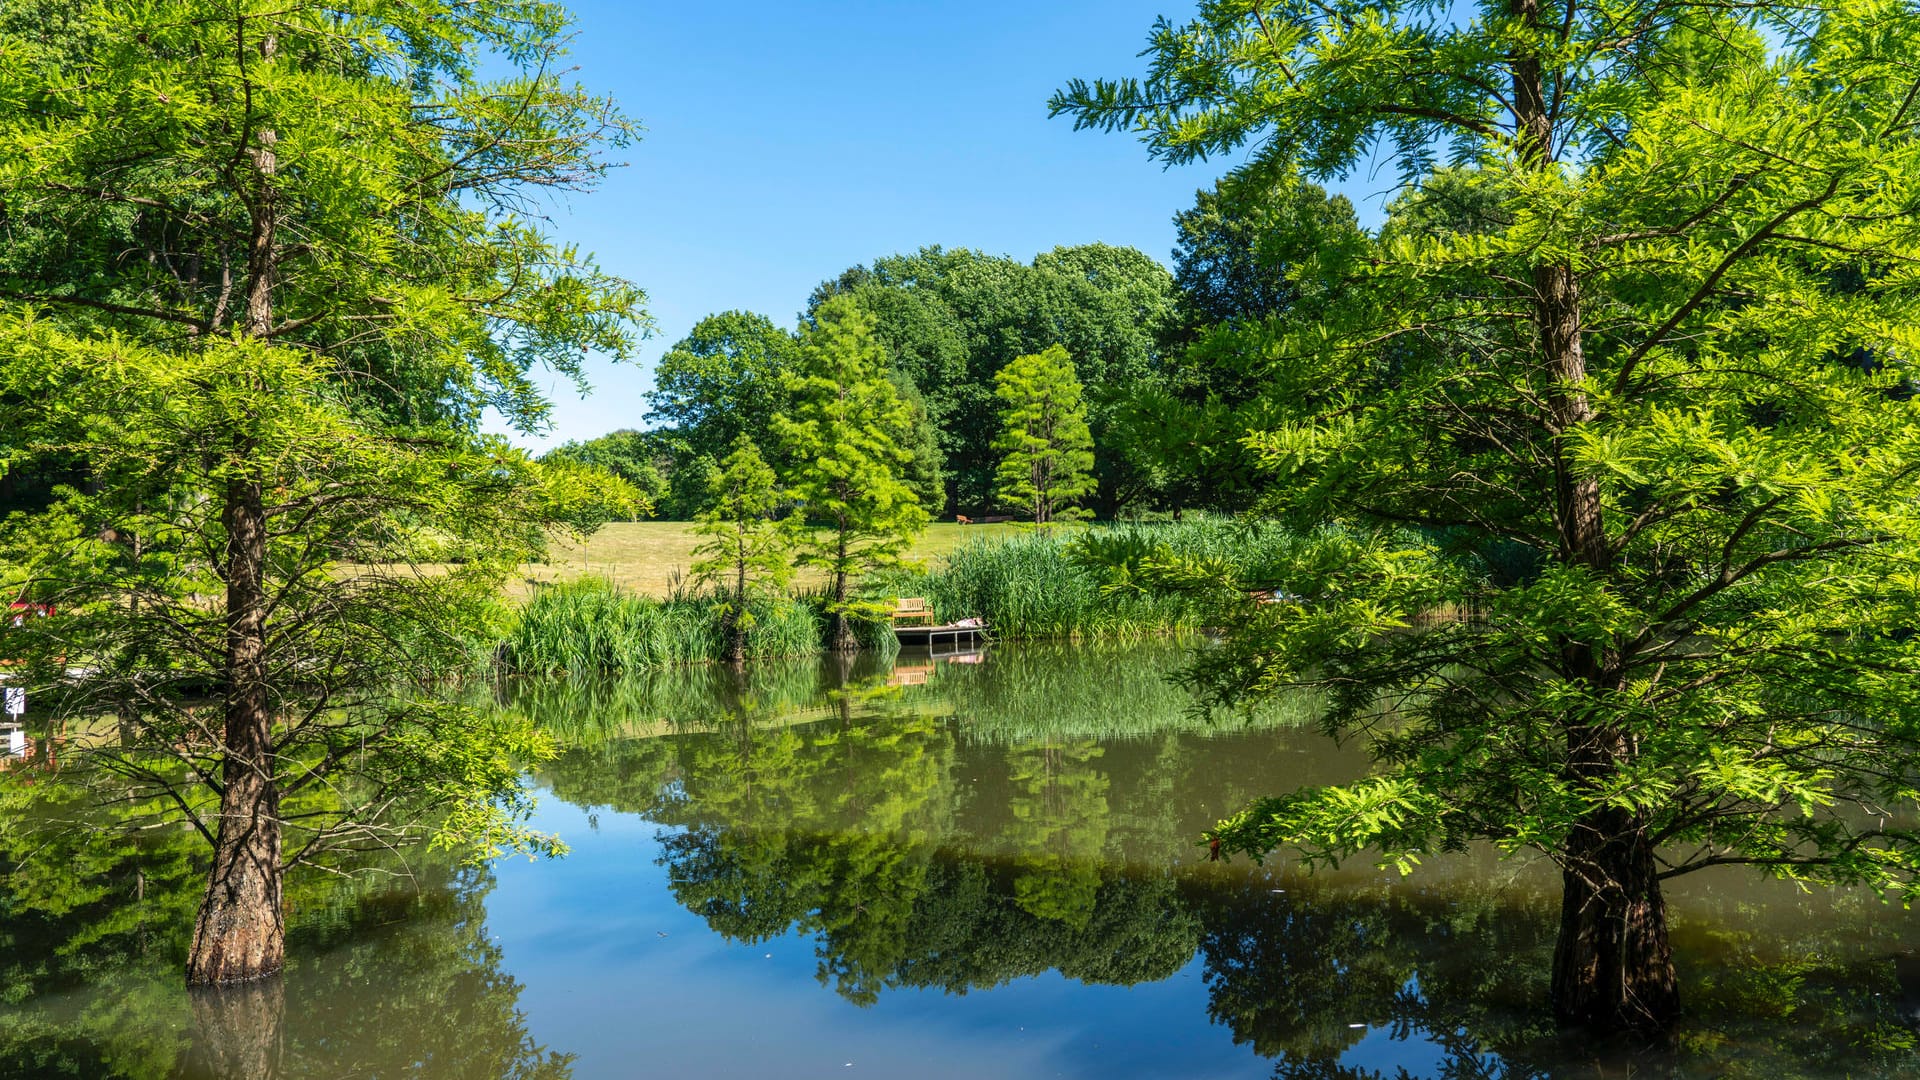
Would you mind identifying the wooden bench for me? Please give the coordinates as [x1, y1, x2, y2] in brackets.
[890, 597, 936, 627]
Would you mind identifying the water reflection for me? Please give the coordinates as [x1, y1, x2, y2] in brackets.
[8, 643, 1920, 1078]
[525, 644, 1920, 1079]
[0, 803, 571, 1079]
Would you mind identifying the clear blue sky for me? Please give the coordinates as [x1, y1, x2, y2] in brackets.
[498, 0, 1394, 451]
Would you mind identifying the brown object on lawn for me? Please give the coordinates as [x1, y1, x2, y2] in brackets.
[955, 514, 972, 525]
[890, 597, 936, 627]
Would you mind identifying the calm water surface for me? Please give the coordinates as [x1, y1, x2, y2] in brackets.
[5, 642, 1920, 1078]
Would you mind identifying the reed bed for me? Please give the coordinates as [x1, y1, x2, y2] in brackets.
[501, 520, 1299, 672]
[873, 517, 1284, 640]
[500, 577, 821, 674]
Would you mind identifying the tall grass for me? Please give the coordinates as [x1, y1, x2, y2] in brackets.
[500, 577, 820, 674]
[502, 520, 1300, 670]
[873, 517, 1284, 641]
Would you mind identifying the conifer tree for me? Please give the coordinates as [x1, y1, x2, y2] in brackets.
[0, 0, 644, 985]
[773, 298, 928, 651]
[1059, 0, 1920, 1033]
[690, 435, 796, 664]
[993, 345, 1096, 524]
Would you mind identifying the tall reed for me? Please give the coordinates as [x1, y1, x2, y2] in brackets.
[501, 577, 820, 674]
[873, 517, 1282, 640]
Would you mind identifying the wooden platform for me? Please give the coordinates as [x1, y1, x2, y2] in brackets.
[892, 622, 989, 648]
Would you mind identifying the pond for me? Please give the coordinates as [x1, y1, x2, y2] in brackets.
[5, 641, 1920, 1078]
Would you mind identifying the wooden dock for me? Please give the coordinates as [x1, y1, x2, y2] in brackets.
[892, 622, 989, 649]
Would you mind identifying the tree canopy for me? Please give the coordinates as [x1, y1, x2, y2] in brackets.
[810, 244, 1173, 515]
[992, 345, 1097, 525]
[1057, 0, 1920, 1033]
[772, 297, 928, 650]
[690, 435, 796, 664]
[0, 0, 646, 984]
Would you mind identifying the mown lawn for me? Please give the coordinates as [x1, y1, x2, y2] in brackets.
[517, 520, 1034, 598]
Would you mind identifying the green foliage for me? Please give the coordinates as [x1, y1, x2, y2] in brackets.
[690, 436, 798, 661]
[642, 311, 801, 515]
[810, 244, 1173, 514]
[1118, 179, 1370, 513]
[0, 0, 648, 433]
[1059, 0, 1920, 1028]
[874, 518, 1278, 640]
[501, 577, 820, 673]
[991, 345, 1097, 524]
[1166, 178, 1366, 347]
[540, 429, 671, 517]
[0, 0, 646, 972]
[774, 297, 928, 646]
[0, 327, 581, 865]
[889, 371, 949, 514]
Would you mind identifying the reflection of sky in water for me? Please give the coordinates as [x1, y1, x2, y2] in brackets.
[1337, 976, 1491, 1080]
[493, 795, 1274, 1079]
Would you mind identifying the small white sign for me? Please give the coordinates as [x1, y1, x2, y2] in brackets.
[2, 685, 23, 718]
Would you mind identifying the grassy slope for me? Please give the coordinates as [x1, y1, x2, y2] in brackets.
[518, 521, 1034, 599]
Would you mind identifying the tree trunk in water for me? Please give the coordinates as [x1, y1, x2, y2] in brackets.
[188, 35, 285, 982]
[723, 609, 745, 665]
[1551, 809, 1678, 1032]
[829, 566, 857, 652]
[1504, 2, 1669, 1029]
[186, 478, 284, 984]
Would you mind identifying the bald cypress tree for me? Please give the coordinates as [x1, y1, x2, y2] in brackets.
[1059, 0, 1920, 1033]
[774, 297, 927, 651]
[992, 345, 1096, 524]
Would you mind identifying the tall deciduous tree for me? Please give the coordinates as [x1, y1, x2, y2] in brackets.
[542, 429, 671, 516]
[993, 346, 1096, 525]
[1057, 0, 1920, 1033]
[690, 435, 796, 664]
[773, 297, 927, 651]
[810, 245, 1172, 515]
[0, 0, 646, 985]
[645, 311, 799, 470]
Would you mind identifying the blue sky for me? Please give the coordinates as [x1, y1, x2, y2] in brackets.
[498, 0, 1394, 451]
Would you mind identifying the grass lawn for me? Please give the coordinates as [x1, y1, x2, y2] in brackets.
[515, 521, 1034, 598]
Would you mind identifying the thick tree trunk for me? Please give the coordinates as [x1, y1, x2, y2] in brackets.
[829, 569, 857, 651]
[1551, 808, 1678, 1032]
[187, 29, 286, 986]
[1506, 0, 1672, 1030]
[187, 478, 284, 984]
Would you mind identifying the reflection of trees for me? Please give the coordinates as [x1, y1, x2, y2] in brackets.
[1004, 739, 1109, 926]
[0, 784, 571, 1079]
[524, 646, 1920, 1078]
[1189, 873, 1920, 1080]
[934, 642, 1321, 743]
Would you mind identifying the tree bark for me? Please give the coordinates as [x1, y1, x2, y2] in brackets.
[1506, 0, 1676, 1031]
[1551, 805, 1678, 1033]
[188, 24, 286, 984]
[725, 543, 748, 664]
[186, 477, 284, 984]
